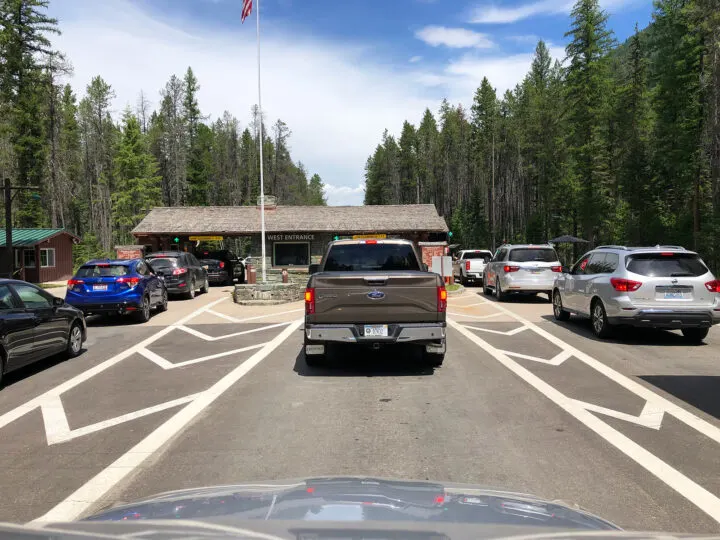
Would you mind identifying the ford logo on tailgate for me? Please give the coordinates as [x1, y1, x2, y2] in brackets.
[367, 290, 385, 300]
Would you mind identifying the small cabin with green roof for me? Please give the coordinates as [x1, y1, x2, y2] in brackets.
[0, 229, 79, 283]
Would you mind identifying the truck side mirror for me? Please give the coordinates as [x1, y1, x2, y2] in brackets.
[308, 264, 320, 275]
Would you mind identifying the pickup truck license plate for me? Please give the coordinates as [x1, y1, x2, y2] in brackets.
[93, 284, 108, 291]
[364, 325, 388, 337]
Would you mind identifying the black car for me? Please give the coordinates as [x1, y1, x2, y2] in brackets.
[0, 279, 87, 387]
[146, 252, 209, 299]
[197, 249, 245, 285]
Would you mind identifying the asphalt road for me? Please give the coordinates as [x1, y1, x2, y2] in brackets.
[0, 285, 719, 533]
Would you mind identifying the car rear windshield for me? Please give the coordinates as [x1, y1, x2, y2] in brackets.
[508, 248, 558, 263]
[463, 252, 492, 261]
[626, 253, 709, 277]
[76, 264, 130, 277]
[324, 243, 421, 271]
[147, 257, 178, 269]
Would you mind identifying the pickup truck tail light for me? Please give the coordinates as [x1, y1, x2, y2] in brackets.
[503, 265, 520, 273]
[305, 287, 316, 314]
[117, 276, 141, 288]
[610, 278, 642, 292]
[437, 286, 447, 312]
[172, 267, 188, 276]
[67, 279, 84, 289]
[705, 280, 720, 293]
[219, 262, 225, 269]
[551, 266, 562, 273]
[465, 260, 470, 271]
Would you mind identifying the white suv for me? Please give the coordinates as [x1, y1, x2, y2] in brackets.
[552, 245, 720, 342]
[483, 244, 562, 301]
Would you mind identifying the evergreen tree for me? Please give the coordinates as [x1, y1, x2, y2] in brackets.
[307, 173, 327, 205]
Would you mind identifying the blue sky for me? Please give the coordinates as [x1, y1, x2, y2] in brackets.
[50, 0, 654, 205]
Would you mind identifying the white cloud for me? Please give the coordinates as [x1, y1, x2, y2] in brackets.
[323, 183, 366, 206]
[469, 0, 638, 24]
[469, 0, 571, 24]
[50, 0, 438, 206]
[414, 45, 566, 103]
[409, 55, 423, 63]
[415, 26, 495, 49]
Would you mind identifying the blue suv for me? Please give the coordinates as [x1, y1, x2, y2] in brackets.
[66, 259, 168, 322]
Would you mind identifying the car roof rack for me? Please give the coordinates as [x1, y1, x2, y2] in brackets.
[596, 245, 628, 250]
[629, 245, 686, 251]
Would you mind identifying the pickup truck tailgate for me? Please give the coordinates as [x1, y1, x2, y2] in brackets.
[311, 272, 441, 324]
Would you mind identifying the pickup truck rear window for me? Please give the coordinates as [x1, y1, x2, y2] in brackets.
[324, 244, 421, 271]
[626, 253, 708, 277]
[462, 252, 492, 261]
[508, 248, 558, 263]
[76, 264, 130, 277]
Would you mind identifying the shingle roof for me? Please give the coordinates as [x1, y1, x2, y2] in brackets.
[132, 205, 449, 235]
[0, 228, 79, 247]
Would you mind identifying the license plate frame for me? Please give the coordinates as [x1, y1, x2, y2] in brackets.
[92, 284, 108, 292]
[664, 291, 684, 299]
[364, 324, 389, 338]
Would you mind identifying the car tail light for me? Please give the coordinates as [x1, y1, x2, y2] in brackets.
[305, 287, 315, 314]
[503, 265, 520, 273]
[365, 239, 378, 244]
[705, 280, 720, 293]
[117, 277, 141, 288]
[465, 260, 471, 271]
[437, 286, 447, 312]
[551, 266, 562, 272]
[610, 278, 642, 292]
[219, 262, 225, 269]
[172, 267, 188, 275]
[67, 279, 84, 288]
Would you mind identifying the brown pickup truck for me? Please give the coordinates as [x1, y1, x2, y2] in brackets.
[304, 239, 447, 367]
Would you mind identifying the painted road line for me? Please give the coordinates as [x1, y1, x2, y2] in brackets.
[138, 343, 268, 370]
[447, 311, 504, 320]
[205, 308, 303, 324]
[497, 349, 572, 366]
[461, 324, 529, 336]
[474, 297, 720, 445]
[0, 297, 229, 432]
[449, 319, 720, 524]
[32, 319, 304, 524]
[177, 321, 291, 342]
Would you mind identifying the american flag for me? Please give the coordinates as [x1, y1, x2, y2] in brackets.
[241, 0, 253, 23]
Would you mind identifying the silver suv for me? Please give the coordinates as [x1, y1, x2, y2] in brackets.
[552, 245, 720, 342]
[483, 244, 562, 301]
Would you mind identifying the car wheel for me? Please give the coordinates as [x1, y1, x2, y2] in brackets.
[157, 288, 168, 312]
[186, 279, 196, 299]
[0, 352, 6, 388]
[460, 275, 467, 286]
[495, 278, 506, 301]
[200, 276, 209, 294]
[304, 337, 327, 367]
[136, 296, 152, 323]
[553, 290, 570, 321]
[591, 299, 612, 339]
[66, 322, 83, 358]
[681, 327, 709, 343]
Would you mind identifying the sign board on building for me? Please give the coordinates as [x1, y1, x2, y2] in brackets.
[189, 235, 224, 241]
[352, 234, 387, 240]
[115, 246, 144, 260]
[432, 256, 453, 277]
[267, 234, 315, 241]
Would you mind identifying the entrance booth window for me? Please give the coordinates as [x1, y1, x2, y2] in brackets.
[273, 242, 309, 266]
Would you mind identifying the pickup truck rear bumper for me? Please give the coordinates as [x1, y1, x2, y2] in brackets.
[305, 322, 446, 344]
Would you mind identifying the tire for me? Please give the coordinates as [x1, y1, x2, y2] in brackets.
[495, 278, 506, 301]
[553, 290, 570, 321]
[681, 327, 709, 343]
[424, 352, 445, 367]
[200, 276, 209, 294]
[591, 299, 613, 339]
[157, 288, 168, 312]
[136, 295, 152, 323]
[483, 275, 492, 296]
[304, 336, 327, 367]
[0, 351, 6, 388]
[186, 279, 196, 300]
[66, 322, 83, 358]
[461, 275, 467, 287]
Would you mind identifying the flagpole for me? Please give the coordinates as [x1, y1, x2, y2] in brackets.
[256, 0, 266, 283]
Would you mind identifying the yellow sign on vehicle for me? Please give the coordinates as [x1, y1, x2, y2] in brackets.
[189, 235, 224, 241]
[352, 234, 387, 240]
